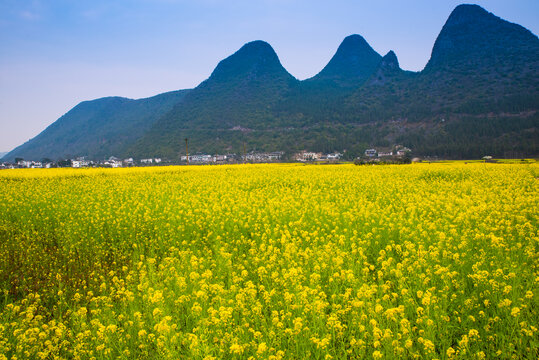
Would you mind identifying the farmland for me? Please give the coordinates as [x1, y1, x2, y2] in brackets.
[0, 163, 537, 359]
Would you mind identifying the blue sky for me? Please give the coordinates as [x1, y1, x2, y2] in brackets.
[1, 0, 538, 152]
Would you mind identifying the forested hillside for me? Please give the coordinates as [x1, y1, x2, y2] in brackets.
[3, 4, 538, 161]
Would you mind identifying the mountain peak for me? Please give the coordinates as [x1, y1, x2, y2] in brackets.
[448, 4, 490, 22]
[339, 34, 372, 51]
[237, 40, 277, 57]
[381, 50, 399, 69]
[425, 4, 539, 72]
[367, 50, 404, 86]
[310, 34, 381, 85]
[207, 40, 293, 83]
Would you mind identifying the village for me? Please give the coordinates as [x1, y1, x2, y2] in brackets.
[0, 146, 412, 169]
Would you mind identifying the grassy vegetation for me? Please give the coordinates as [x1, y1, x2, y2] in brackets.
[0, 163, 538, 359]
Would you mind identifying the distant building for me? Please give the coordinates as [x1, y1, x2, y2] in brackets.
[395, 146, 411, 157]
[140, 158, 153, 164]
[182, 154, 213, 163]
[245, 151, 284, 162]
[295, 151, 322, 162]
[326, 152, 343, 160]
[365, 149, 377, 157]
[191, 154, 212, 163]
[214, 155, 228, 162]
[267, 151, 284, 161]
[378, 151, 393, 157]
[72, 159, 90, 168]
[104, 159, 122, 167]
[17, 160, 43, 168]
[18, 160, 31, 168]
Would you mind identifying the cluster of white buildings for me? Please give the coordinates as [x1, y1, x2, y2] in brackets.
[180, 151, 285, 163]
[140, 158, 162, 165]
[294, 151, 343, 162]
[243, 151, 284, 162]
[3, 147, 416, 169]
[10, 157, 165, 169]
[16, 160, 48, 168]
[180, 154, 234, 163]
[364, 146, 411, 158]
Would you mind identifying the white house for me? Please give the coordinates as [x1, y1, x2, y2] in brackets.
[295, 151, 322, 162]
[365, 149, 377, 157]
[72, 160, 90, 168]
[327, 152, 343, 160]
[191, 154, 212, 163]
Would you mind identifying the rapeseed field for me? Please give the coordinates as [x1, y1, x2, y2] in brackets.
[0, 163, 537, 359]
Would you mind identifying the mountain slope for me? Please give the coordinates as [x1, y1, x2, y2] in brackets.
[3, 90, 190, 161]
[130, 41, 298, 157]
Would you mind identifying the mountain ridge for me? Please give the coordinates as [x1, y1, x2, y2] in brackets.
[4, 90, 190, 161]
[3, 4, 538, 162]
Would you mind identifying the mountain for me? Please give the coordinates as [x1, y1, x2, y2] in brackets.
[368, 51, 404, 85]
[340, 4, 539, 157]
[3, 4, 538, 161]
[132, 4, 537, 158]
[418, 4, 539, 114]
[270, 35, 384, 129]
[309, 34, 382, 87]
[425, 4, 539, 73]
[3, 90, 190, 162]
[129, 40, 298, 157]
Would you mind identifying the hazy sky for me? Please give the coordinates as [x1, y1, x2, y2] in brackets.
[1, 0, 538, 152]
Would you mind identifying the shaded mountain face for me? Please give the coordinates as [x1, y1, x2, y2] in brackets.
[347, 4, 539, 120]
[368, 50, 406, 85]
[425, 4, 539, 73]
[3, 90, 190, 161]
[309, 34, 382, 86]
[414, 4, 539, 114]
[379, 51, 399, 70]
